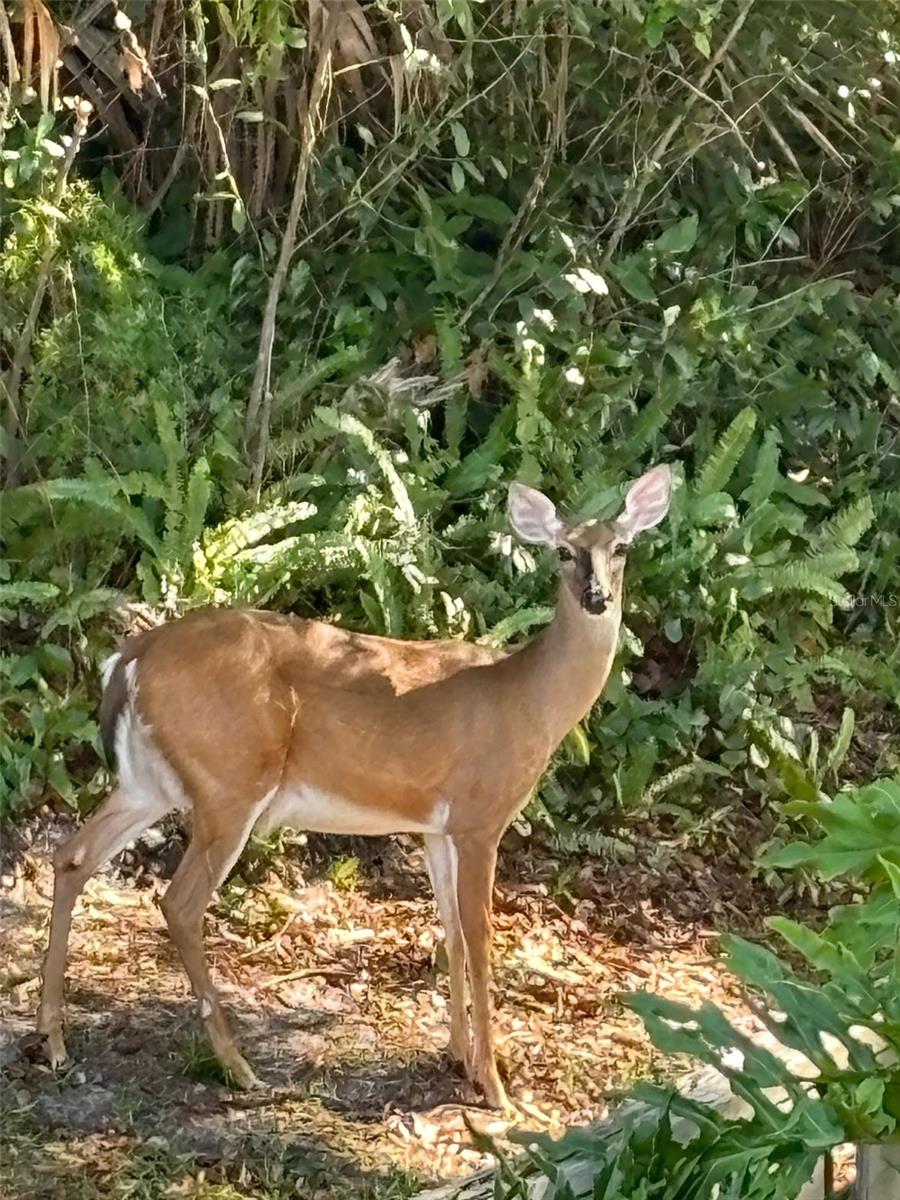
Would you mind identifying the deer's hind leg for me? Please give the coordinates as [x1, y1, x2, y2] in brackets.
[37, 786, 171, 1067]
[454, 832, 508, 1111]
[160, 794, 269, 1089]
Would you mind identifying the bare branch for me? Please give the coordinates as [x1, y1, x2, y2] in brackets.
[602, 0, 755, 268]
[243, 5, 342, 499]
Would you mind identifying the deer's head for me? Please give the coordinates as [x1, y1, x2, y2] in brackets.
[508, 466, 672, 616]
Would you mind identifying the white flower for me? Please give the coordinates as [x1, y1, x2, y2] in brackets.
[884, 49, 897, 64]
[838, 84, 851, 99]
[564, 366, 585, 386]
[564, 267, 609, 296]
[533, 307, 556, 329]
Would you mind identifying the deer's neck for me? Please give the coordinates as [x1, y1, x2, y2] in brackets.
[507, 581, 622, 752]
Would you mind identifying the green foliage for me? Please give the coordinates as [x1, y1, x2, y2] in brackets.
[480, 777, 900, 1197]
[1, 0, 898, 822]
[327, 856, 362, 894]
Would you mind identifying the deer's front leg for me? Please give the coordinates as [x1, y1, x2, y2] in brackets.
[454, 832, 508, 1111]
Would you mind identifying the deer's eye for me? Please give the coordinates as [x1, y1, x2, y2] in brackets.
[612, 542, 628, 557]
[558, 545, 575, 562]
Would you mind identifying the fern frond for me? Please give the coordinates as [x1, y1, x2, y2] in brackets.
[758, 556, 856, 603]
[154, 398, 185, 536]
[695, 407, 757, 498]
[180, 456, 212, 562]
[621, 373, 680, 459]
[485, 605, 554, 646]
[359, 541, 402, 636]
[311, 409, 416, 527]
[813, 495, 875, 551]
[552, 827, 637, 862]
[203, 499, 317, 561]
[745, 427, 781, 510]
[0, 581, 60, 606]
[36, 479, 162, 557]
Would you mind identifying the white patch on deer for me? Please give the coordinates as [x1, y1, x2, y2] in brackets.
[258, 783, 447, 837]
[114, 660, 190, 817]
[100, 651, 121, 690]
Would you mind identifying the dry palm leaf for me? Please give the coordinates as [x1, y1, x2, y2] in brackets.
[15, 0, 60, 110]
[0, 0, 20, 87]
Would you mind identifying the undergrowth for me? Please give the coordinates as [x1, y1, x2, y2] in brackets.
[1, 1, 898, 852]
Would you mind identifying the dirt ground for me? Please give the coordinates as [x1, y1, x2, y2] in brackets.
[1, 816, 792, 1199]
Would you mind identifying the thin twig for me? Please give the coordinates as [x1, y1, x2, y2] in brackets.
[459, 135, 556, 329]
[1, 99, 92, 488]
[602, 0, 755, 268]
[243, 5, 341, 499]
[143, 91, 199, 221]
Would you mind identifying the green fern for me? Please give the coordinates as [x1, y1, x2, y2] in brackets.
[552, 827, 637, 862]
[620, 372, 681, 459]
[695, 407, 757, 498]
[35, 478, 162, 557]
[745, 427, 782, 510]
[359, 542, 402, 635]
[813, 495, 875, 551]
[758, 560, 853, 603]
[154, 397, 185, 545]
[310, 408, 416, 528]
[0, 581, 60, 607]
[180, 456, 212, 562]
[485, 605, 554, 645]
[434, 305, 467, 459]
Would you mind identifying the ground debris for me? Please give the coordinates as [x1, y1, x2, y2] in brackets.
[0, 824, 790, 1198]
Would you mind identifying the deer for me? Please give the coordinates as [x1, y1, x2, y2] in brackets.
[36, 465, 672, 1111]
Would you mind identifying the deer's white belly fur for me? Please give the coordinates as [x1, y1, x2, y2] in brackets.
[257, 784, 448, 837]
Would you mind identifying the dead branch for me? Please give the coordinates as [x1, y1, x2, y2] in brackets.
[602, 0, 754, 268]
[243, 5, 341, 499]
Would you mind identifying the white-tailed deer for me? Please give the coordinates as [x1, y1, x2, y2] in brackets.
[37, 466, 671, 1109]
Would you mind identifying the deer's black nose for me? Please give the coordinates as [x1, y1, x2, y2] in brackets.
[581, 587, 609, 615]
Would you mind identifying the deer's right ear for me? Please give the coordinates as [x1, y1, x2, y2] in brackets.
[508, 482, 565, 546]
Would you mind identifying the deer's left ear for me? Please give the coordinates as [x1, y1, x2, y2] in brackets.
[615, 465, 672, 542]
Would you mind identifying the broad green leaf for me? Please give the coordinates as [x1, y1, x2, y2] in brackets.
[610, 259, 657, 304]
[450, 120, 470, 157]
[565, 722, 591, 765]
[654, 214, 698, 257]
[824, 707, 855, 780]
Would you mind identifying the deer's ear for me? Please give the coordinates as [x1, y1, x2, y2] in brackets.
[616, 465, 672, 542]
[508, 482, 565, 546]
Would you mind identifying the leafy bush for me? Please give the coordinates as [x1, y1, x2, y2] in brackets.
[480, 776, 900, 1198]
[1, 1, 898, 823]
